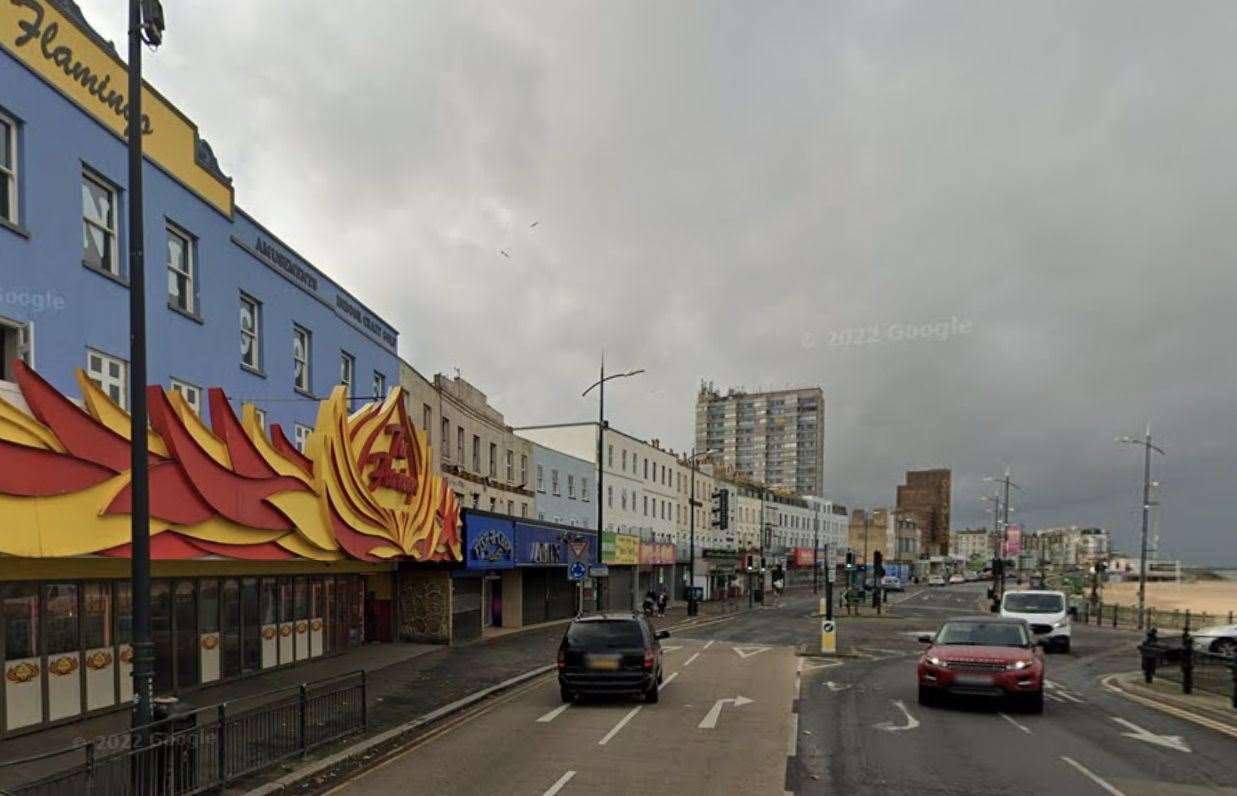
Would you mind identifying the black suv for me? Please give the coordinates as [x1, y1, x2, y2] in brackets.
[557, 614, 669, 704]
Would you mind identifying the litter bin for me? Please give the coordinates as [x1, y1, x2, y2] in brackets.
[150, 697, 198, 794]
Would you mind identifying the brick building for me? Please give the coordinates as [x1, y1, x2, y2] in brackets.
[896, 469, 952, 556]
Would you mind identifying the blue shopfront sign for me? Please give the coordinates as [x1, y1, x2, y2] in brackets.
[513, 523, 597, 567]
[463, 514, 516, 571]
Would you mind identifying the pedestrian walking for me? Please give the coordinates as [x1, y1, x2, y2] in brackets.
[656, 587, 668, 617]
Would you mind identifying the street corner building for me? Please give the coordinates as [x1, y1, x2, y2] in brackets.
[0, 361, 462, 734]
[0, 0, 464, 735]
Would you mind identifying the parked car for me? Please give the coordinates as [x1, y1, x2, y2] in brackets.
[881, 575, 904, 592]
[557, 614, 668, 703]
[1191, 623, 1237, 657]
[917, 616, 1045, 712]
[964, 572, 979, 582]
[1000, 590, 1071, 652]
[927, 574, 946, 586]
[948, 574, 965, 584]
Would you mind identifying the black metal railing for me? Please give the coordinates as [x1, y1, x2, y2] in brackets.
[1138, 626, 1237, 709]
[0, 670, 367, 796]
[1079, 601, 1235, 632]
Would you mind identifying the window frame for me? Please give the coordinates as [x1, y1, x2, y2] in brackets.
[81, 168, 120, 277]
[86, 348, 128, 409]
[239, 293, 263, 374]
[293, 324, 312, 394]
[339, 350, 355, 399]
[0, 111, 18, 227]
[170, 377, 204, 417]
[165, 221, 196, 316]
[293, 423, 312, 453]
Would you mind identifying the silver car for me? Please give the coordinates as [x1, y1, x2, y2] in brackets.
[1191, 623, 1237, 657]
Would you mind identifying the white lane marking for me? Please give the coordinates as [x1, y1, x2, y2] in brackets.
[1111, 717, 1191, 753]
[661, 645, 684, 653]
[1045, 692, 1066, 702]
[822, 681, 851, 692]
[684, 652, 701, 667]
[733, 645, 771, 659]
[998, 712, 1032, 734]
[659, 671, 679, 691]
[536, 703, 570, 723]
[873, 700, 919, 732]
[803, 659, 844, 671]
[704, 640, 715, 649]
[1101, 673, 1237, 740]
[787, 712, 799, 756]
[698, 695, 754, 729]
[598, 705, 642, 746]
[1062, 756, 1126, 796]
[794, 676, 801, 700]
[543, 770, 576, 796]
[1058, 691, 1084, 703]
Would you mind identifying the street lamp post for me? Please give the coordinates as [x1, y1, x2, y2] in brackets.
[812, 500, 820, 595]
[983, 469, 1021, 608]
[684, 448, 717, 616]
[1118, 427, 1165, 629]
[583, 357, 643, 612]
[127, 0, 164, 737]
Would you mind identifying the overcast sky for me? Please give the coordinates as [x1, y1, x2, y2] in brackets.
[81, 1, 1236, 564]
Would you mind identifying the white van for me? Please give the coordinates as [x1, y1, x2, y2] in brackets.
[1000, 590, 1071, 652]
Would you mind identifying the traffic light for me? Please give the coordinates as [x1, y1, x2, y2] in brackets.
[873, 550, 885, 578]
[845, 550, 855, 569]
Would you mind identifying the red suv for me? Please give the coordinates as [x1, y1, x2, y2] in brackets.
[917, 616, 1045, 713]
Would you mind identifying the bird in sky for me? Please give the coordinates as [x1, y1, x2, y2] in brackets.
[498, 249, 510, 258]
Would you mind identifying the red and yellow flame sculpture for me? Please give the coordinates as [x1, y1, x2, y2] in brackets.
[0, 362, 460, 562]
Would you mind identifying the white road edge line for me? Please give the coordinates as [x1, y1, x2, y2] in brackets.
[537, 703, 571, 723]
[704, 640, 716, 649]
[684, 652, 701, 667]
[1061, 756, 1126, 796]
[659, 671, 679, 691]
[787, 712, 799, 757]
[1101, 673, 1237, 740]
[542, 770, 576, 796]
[998, 712, 1032, 734]
[598, 705, 642, 746]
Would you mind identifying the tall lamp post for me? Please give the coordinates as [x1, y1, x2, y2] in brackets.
[983, 469, 1021, 608]
[981, 493, 1002, 610]
[1118, 427, 1165, 629]
[684, 448, 719, 616]
[127, 0, 164, 736]
[582, 356, 643, 612]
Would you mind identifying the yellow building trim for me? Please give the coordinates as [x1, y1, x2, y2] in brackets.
[78, 371, 169, 458]
[0, 0, 233, 216]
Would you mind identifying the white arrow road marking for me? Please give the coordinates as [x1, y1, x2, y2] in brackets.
[802, 659, 844, 671]
[998, 712, 1032, 734]
[873, 700, 919, 732]
[1062, 757, 1126, 796]
[1112, 717, 1191, 753]
[598, 706, 642, 746]
[822, 681, 852, 692]
[1045, 692, 1066, 703]
[542, 770, 576, 796]
[1045, 681, 1085, 703]
[537, 703, 571, 723]
[698, 695, 754, 729]
[733, 645, 771, 659]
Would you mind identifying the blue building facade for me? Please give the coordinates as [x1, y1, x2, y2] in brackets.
[530, 443, 596, 529]
[0, 0, 398, 440]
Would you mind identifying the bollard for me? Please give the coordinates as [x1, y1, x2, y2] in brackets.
[1230, 653, 1236, 710]
[1112, 604, 1118, 628]
[1141, 627, 1159, 684]
[1181, 627, 1194, 696]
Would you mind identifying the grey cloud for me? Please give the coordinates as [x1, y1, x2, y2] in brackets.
[79, 0, 1237, 562]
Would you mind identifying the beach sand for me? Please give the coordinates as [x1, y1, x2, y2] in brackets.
[1102, 580, 1237, 618]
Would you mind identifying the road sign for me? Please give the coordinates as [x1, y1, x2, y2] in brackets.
[589, 563, 609, 577]
[568, 561, 587, 581]
[698, 696, 753, 729]
[820, 598, 836, 654]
